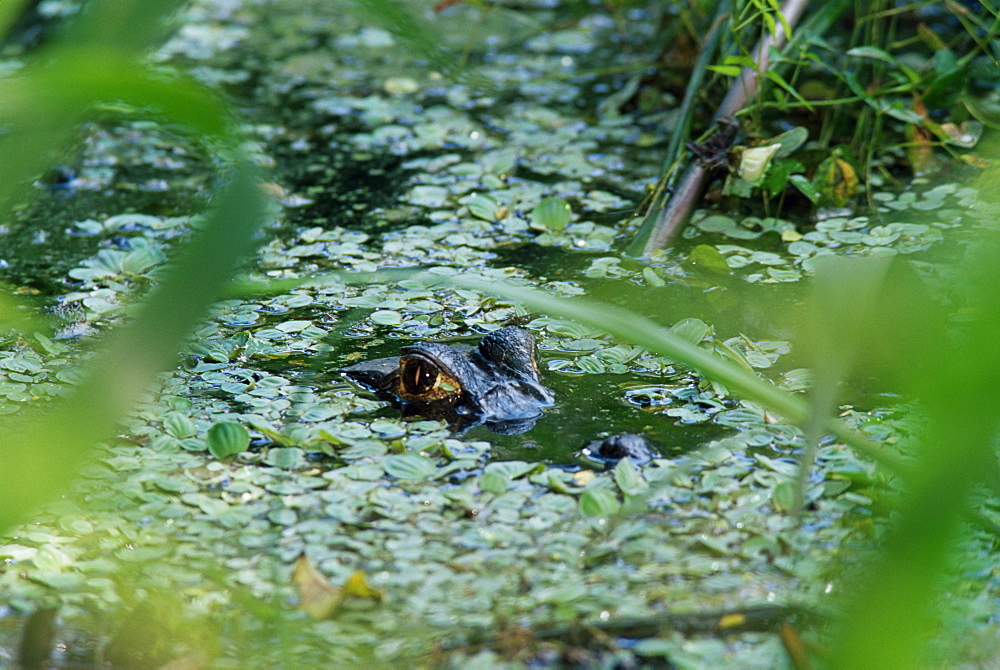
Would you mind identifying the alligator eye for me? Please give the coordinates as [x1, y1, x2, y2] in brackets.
[401, 358, 439, 396]
[398, 354, 463, 401]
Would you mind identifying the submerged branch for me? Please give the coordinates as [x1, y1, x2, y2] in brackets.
[439, 604, 822, 655]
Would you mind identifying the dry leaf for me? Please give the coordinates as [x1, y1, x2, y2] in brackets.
[292, 554, 342, 619]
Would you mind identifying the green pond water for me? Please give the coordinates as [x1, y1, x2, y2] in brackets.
[1, 1, 997, 668]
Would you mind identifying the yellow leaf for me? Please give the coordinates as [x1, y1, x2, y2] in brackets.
[343, 570, 384, 601]
[815, 155, 860, 207]
[960, 154, 996, 169]
[781, 228, 803, 242]
[292, 554, 342, 619]
[718, 612, 747, 629]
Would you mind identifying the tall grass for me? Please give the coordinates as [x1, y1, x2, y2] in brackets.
[422, 219, 1000, 665]
[0, 0, 269, 529]
[1, 0, 997, 666]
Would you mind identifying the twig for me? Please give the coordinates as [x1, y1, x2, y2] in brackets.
[639, 0, 811, 256]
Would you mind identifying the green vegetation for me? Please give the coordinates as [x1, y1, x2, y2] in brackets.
[0, 0, 998, 667]
[0, 0, 268, 530]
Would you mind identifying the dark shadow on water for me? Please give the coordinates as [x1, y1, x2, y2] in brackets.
[466, 369, 731, 464]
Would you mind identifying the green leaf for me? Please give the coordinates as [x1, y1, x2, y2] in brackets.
[621, 492, 649, 515]
[847, 46, 919, 82]
[483, 460, 541, 480]
[670, 318, 709, 345]
[756, 454, 799, 476]
[579, 487, 621, 516]
[120, 247, 166, 275]
[545, 471, 572, 494]
[479, 471, 508, 494]
[706, 64, 742, 77]
[843, 69, 867, 98]
[788, 174, 820, 203]
[685, 244, 733, 275]
[466, 193, 501, 221]
[576, 355, 606, 374]
[768, 127, 809, 158]
[530, 197, 572, 231]
[714, 339, 757, 376]
[761, 158, 798, 196]
[764, 70, 814, 111]
[931, 49, 958, 76]
[245, 416, 296, 447]
[846, 45, 897, 64]
[265, 447, 305, 469]
[32, 545, 72, 571]
[642, 267, 665, 287]
[481, 148, 517, 175]
[879, 103, 925, 124]
[208, 422, 250, 459]
[613, 458, 648, 495]
[370, 309, 402, 325]
[545, 320, 598, 338]
[723, 55, 756, 69]
[180, 438, 208, 452]
[772, 479, 797, 512]
[383, 453, 436, 479]
[163, 413, 197, 439]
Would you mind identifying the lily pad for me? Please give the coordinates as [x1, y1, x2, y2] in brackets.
[579, 487, 621, 516]
[383, 453, 437, 480]
[371, 310, 403, 326]
[208, 422, 250, 459]
[529, 197, 572, 231]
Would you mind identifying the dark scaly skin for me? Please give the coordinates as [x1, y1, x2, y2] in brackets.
[581, 434, 657, 467]
[340, 326, 554, 434]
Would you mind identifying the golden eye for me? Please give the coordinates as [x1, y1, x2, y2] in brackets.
[401, 358, 438, 396]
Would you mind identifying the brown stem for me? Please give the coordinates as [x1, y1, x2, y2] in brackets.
[642, 163, 708, 256]
[716, 0, 811, 120]
[640, 0, 810, 255]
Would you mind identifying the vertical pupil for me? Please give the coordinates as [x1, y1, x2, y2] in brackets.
[403, 359, 437, 394]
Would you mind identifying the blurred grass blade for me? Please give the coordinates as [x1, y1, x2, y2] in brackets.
[1, 56, 233, 212]
[0, 289, 52, 337]
[418, 272, 903, 472]
[48, 0, 188, 52]
[0, 162, 268, 530]
[793, 254, 895, 513]
[830, 164, 1000, 667]
[0, 0, 33, 42]
[0, 7, 247, 516]
[0, 0, 224, 213]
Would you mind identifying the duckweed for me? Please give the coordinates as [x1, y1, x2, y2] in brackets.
[0, 0, 996, 667]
